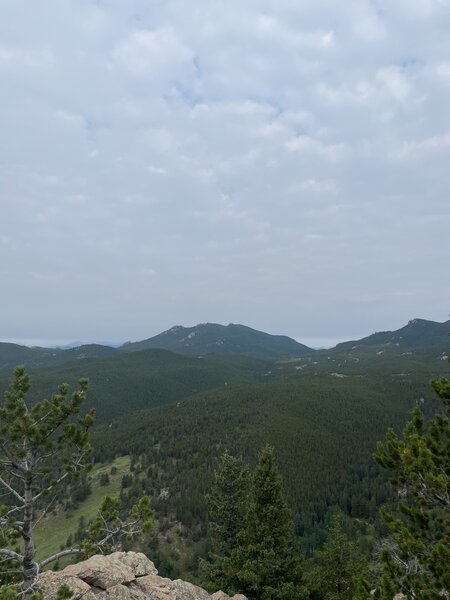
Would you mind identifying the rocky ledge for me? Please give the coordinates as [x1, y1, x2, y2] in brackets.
[39, 551, 247, 600]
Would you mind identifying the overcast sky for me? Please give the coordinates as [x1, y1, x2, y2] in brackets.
[1, 0, 449, 348]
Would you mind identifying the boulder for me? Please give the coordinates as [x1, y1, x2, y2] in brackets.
[39, 551, 247, 600]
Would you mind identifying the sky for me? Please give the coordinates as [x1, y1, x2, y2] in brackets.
[1, 0, 449, 349]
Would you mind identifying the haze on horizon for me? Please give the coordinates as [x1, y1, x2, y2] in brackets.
[1, 0, 449, 349]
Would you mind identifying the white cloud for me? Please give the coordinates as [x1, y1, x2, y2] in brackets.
[353, 8, 386, 42]
[142, 128, 178, 153]
[285, 135, 345, 159]
[253, 122, 288, 139]
[376, 67, 413, 105]
[112, 27, 194, 78]
[54, 110, 85, 127]
[146, 165, 169, 176]
[398, 130, 450, 158]
[0, 45, 54, 69]
[288, 179, 338, 195]
[0, 0, 449, 342]
[436, 62, 450, 84]
[255, 15, 334, 49]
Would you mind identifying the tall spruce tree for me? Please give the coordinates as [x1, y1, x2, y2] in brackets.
[207, 451, 251, 554]
[199, 451, 250, 591]
[374, 373, 450, 599]
[228, 446, 308, 600]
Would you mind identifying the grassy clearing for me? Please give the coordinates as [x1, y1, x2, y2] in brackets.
[34, 455, 130, 562]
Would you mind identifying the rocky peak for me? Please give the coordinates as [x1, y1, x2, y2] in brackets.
[39, 551, 247, 600]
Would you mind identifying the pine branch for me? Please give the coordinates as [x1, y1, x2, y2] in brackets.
[0, 548, 23, 563]
[38, 547, 83, 570]
[0, 474, 25, 504]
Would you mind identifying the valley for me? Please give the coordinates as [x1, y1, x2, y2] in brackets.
[1, 317, 449, 586]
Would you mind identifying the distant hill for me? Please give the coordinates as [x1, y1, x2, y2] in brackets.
[0, 318, 448, 373]
[0, 349, 271, 423]
[333, 318, 450, 357]
[120, 322, 312, 359]
[0, 342, 118, 372]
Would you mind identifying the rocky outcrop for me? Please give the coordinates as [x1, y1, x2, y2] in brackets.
[39, 551, 247, 600]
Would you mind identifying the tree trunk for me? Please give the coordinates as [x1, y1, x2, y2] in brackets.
[21, 477, 37, 599]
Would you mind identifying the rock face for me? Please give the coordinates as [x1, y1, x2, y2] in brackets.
[39, 551, 247, 600]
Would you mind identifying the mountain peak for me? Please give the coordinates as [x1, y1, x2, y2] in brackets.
[121, 322, 312, 359]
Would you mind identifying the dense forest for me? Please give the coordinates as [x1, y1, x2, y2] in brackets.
[0, 318, 449, 598]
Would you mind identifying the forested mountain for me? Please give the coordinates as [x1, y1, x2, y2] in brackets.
[332, 317, 450, 356]
[121, 322, 312, 358]
[0, 349, 271, 423]
[1, 318, 448, 373]
[0, 323, 309, 371]
[0, 316, 449, 586]
[0, 342, 119, 371]
[91, 367, 448, 558]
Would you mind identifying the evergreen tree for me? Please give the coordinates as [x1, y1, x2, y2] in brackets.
[228, 446, 308, 600]
[305, 515, 368, 600]
[374, 373, 450, 599]
[199, 451, 250, 590]
[207, 451, 250, 554]
[0, 367, 152, 599]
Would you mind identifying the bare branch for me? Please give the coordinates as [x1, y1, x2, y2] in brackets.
[0, 474, 25, 504]
[33, 449, 59, 467]
[33, 496, 57, 529]
[39, 547, 83, 570]
[0, 548, 23, 563]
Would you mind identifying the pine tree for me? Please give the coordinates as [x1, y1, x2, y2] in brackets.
[228, 446, 308, 600]
[0, 367, 151, 599]
[374, 373, 450, 599]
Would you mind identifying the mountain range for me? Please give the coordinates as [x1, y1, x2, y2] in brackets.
[1, 318, 448, 373]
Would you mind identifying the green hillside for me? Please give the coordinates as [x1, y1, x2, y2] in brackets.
[0, 318, 448, 583]
[121, 322, 312, 358]
[33, 456, 131, 562]
[91, 359, 449, 558]
[0, 349, 272, 423]
[333, 318, 450, 356]
[0, 342, 119, 372]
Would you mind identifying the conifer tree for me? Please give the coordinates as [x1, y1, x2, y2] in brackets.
[0, 367, 151, 599]
[374, 373, 450, 599]
[207, 451, 250, 554]
[199, 451, 250, 590]
[228, 446, 308, 600]
[305, 515, 368, 600]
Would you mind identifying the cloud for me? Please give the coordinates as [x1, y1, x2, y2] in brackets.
[112, 27, 194, 78]
[0, 0, 449, 343]
[436, 62, 450, 84]
[376, 66, 413, 105]
[398, 130, 450, 158]
[288, 179, 338, 195]
[285, 135, 345, 160]
[0, 45, 54, 69]
[256, 15, 335, 49]
[146, 164, 168, 176]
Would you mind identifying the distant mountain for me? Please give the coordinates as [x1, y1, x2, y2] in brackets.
[0, 342, 118, 371]
[0, 343, 58, 371]
[0, 318, 448, 373]
[120, 323, 312, 359]
[333, 318, 450, 357]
